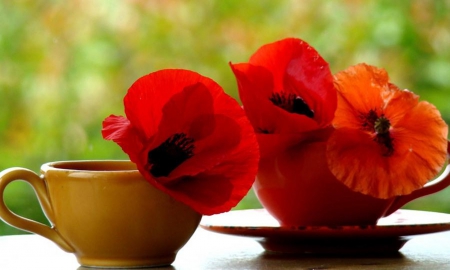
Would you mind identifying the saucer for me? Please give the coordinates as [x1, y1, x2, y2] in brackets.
[200, 209, 450, 254]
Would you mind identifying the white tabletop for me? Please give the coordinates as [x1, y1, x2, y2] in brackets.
[1, 228, 450, 269]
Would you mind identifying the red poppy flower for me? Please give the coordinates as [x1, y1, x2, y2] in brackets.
[232, 38, 336, 132]
[230, 38, 337, 156]
[102, 69, 259, 215]
[328, 63, 448, 198]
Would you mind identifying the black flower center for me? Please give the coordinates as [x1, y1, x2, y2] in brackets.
[360, 109, 378, 131]
[147, 133, 195, 177]
[269, 92, 314, 118]
[374, 116, 390, 134]
[360, 110, 394, 156]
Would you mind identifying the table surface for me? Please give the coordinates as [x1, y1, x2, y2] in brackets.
[1, 227, 450, 269]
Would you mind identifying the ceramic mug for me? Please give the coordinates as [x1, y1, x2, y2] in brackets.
[254, 141, 450, 227]
[0, 160, 202, 268]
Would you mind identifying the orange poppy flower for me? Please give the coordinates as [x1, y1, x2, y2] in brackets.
[102, 69, 259, 215]
[230, 38, 337, 157]
[328, 63, 448, 198]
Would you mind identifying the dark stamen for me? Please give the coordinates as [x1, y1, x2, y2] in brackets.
[374, 116, 390, 134]
[269, 92, 314, 118]
[147, 133, 194, 177]
[360, 109, 378, 131]
[374, 115, 393, 156]
[375, 132, 394, 156]
[256, 126, 272, 134]
[360, 110, 394, 156]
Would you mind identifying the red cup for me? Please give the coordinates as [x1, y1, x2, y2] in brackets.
[254, 141, 450, 226]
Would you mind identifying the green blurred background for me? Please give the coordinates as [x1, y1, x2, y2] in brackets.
[0, 0, 449, 235]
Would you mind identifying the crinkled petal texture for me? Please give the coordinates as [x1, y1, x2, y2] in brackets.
[102, 69, 259, 215]
[230, 38, 337, 156]
[328, 63, 448, 199]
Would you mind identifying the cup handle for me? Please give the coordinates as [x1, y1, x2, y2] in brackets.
[0, 168, 74, 253]
[384, 141, 450, 216]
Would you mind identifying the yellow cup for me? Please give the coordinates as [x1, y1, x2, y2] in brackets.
[0, 160, 202, 268]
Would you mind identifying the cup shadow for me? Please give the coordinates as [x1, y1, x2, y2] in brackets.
[256, 235, 410, 254]
[77, 265, 176, 270]
[256, 250, 411, 269]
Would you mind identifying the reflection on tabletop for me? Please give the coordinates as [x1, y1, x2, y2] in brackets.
[2, 223, 450, 269]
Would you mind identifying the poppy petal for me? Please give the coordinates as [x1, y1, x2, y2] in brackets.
[102, 115, 143, 163]
[146, 113, 241, 182]
[157, 173, 234, 215]
[155, 116, 260, 215]
[329, 63, 448, 198]
[230, 63, 282, 134]
[284, 51, 337, 126]
[148, 82, 215, 152]
[249, 38, 336, 126]
[124, 69, 221, 139]
[231, 37, 337, 157]
[332, 64, 386, 129]
[327, 125, 447, 198]
[382, 85, 419, 126]
[104, 69, 260, 215]
[231, 63, 322, 135]
[390, 100, 448, 177]
[248, 38, 309, 91]
[179, 114, 241, 176]
[257, 126, 335, 157]
[145, 86, 260, 214]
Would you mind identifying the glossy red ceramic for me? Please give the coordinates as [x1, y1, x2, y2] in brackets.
[254, 141, 450, 226]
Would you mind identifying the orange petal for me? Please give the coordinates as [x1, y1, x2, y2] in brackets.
[328, 63, 448, 198]
[326, 128, 423, 198]
[333, 64, 386, 129]
[389, 101, 448, 181]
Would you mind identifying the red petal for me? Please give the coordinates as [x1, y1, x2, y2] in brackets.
[257, 126, 334, 157]
[102, 115, 143, 163]
[284, 57, 336, 126]
[158, 173, 234, 215]
[231, 38, 336, 138]
[155, 114, 260, 215]
[124, 69, 221, 139]
[136, 83, 242, 181]
[249, 38, 307, 91]
[152, 114, 242, 182]
[151, 82, 215, 147]
[249, 38, 336, 125]
[231, 62, 320, 135]
[230, 63, 281, 133]
[201, 119, 260, 214]
[109, 69, 260, 215]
